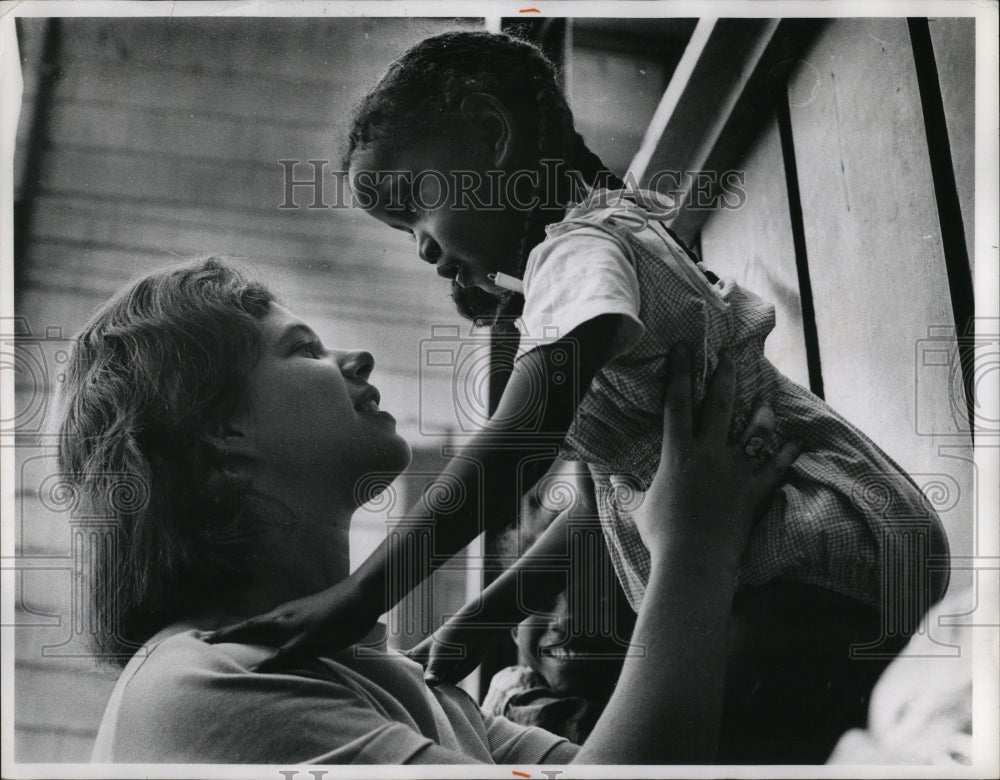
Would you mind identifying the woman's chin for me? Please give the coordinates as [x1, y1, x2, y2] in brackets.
[377, 436, 413, 476]
[391, 439, 413, 472]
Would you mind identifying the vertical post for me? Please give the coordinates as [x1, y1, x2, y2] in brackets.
[480, 15, 571, 703]
[769, 62, 826, 400]
[907, 17, 976, 438]
[13, 18, 62, 303]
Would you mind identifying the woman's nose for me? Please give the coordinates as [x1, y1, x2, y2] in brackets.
[417, 232, 442, 265]
[339, 350, 374, 381]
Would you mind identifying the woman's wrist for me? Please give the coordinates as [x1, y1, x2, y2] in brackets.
[648, 532, 743, 590]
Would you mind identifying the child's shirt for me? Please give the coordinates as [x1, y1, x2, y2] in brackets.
[515, 189, 950, 613]
[482, 665, 598, 745]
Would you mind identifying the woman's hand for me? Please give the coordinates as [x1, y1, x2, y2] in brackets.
[205, 578, 377, 671]
[572, 345, 801, 764]
[633, 345, 800, 576]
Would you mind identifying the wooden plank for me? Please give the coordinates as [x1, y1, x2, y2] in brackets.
[16, 661, 116, 731]
[36, 145, 282, 210]
[787, 18, 975, 572]
[928, 17, 975, 273]
[12, 18, 48, 199]
[632, 19, 826, 244]
[13, 447, 72, 556]
[55, 17, 479, 84]
[20, 240, 452, 324]
[27, 204, 446, 291]
[635, 18, 780, 181]
[569, 47, 669, 177]
[46, 55, 361, 131]
[29, 191, 419, 256]
[15, 726, 100, 763]
[44, 100, 357, 168]
[699, 113, 810, 388]
[16, 277, 458, 375]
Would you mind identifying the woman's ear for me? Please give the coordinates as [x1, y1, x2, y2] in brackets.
[459, 93, 518, 168]
[200, 416, 253, 460]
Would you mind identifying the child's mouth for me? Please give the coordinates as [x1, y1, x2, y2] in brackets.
[539, 644, 581, 660]
[437, 262, 463, 284]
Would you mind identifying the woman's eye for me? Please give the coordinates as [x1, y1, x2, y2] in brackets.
[295, 341, 324, 358]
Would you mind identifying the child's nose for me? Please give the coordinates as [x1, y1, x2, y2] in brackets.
[417, 233, 442, 265]
[340, 350, 375, 380]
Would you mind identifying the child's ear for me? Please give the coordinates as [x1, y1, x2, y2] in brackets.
[459, 93, 517, 168]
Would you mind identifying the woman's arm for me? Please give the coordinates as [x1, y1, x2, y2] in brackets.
[570, 348, 799, 764]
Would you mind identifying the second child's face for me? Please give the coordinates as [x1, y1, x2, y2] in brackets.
[514, 591, 632, 700]
[349, 128, 529, 296]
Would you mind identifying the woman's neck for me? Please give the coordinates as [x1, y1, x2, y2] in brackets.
[223, 505, 353, 618]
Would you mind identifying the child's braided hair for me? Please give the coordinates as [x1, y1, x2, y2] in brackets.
[345, 30, 624, 326]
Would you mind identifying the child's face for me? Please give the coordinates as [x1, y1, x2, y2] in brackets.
[513, 591, 630, 700]
[349, 128, 529, 295]
[231, 304, 411, 500]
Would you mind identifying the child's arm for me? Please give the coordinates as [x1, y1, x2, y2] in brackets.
[208, 314, 625, 663]
[409, 462, 598, 685]
[406, 504, 588, 685]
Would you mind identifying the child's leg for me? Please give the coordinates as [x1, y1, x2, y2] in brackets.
[717, 580, 908, 764]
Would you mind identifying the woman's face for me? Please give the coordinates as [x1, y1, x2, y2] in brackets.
[231, 304, 411, 502]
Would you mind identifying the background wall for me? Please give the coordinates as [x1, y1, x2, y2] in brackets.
[697, 18, 976, 592]
[7, 13, 983, 765]
[11, 17, 482, 762]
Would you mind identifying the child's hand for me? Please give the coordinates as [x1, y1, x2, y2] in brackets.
[635, 345, 800, 575]
[205, 578, 377, 671]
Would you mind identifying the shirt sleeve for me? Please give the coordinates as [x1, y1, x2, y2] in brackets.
[481, 711, 578, 764]
[517, 226, 644, 361]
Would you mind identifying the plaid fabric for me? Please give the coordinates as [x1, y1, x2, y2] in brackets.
[528, 190, 950, 613]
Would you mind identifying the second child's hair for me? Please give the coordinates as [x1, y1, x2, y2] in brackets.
[346, 30, 626, 324]
[53, 258, 274, 663]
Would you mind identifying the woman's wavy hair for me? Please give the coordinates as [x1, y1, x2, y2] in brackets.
[54, 257, 274, 663]
[345, 30, 625, 330]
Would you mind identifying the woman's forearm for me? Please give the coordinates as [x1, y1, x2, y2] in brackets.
[572, 549, 738, 764]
